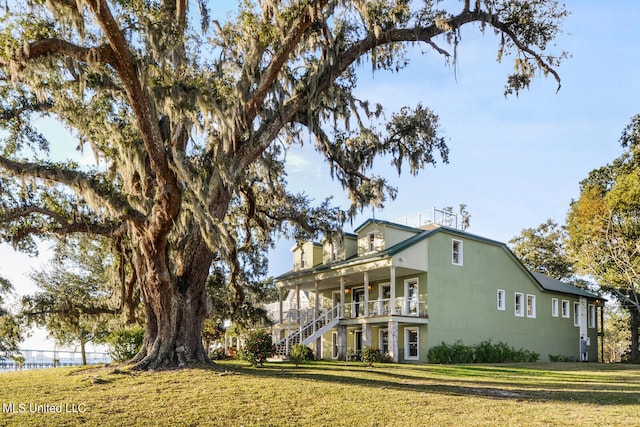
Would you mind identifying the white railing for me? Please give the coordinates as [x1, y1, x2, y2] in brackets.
[274, 298, 427, 356]
[278, 305, 341, 355]
[285, 307, 319, 324]
[355, 298, 427, 318]
[275, 298, 427, 327]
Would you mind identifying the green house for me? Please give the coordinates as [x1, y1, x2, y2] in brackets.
[274, 217, 605, 363]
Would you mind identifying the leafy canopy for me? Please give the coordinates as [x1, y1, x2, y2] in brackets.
[566, 114, 640, 360]
[0, 0, 567, 259]
[0, 276, 23, 359]
[0, 1, 567, 368]
[510, 219, 574, 281]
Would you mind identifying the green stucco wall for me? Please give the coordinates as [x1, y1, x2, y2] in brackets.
[424, 231, 599, 362]
[291, 227, 601, 364]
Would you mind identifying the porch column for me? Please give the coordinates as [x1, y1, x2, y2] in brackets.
[278, 287, 283, 324]
[339, 276, 345, 318]
[362, 324, 371, 348]
[314, 279, 321, 358]
[297, 285, 302, 338]
[388, 320, 399, 363]
[599, 302, 605, 363]
[337, 325, 347, 361]
[363, 271, 370, 317]
[314, 280, 320, 318]
[389, 266, 397, 315]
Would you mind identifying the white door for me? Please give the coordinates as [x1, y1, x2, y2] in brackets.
[353, 288, 365, 318]
[405, 279, 419, 315]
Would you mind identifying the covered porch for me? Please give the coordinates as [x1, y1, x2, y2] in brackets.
[274, 261, 429, 362]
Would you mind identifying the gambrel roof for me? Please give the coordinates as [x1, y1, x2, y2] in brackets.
[276, 220, 605, 301]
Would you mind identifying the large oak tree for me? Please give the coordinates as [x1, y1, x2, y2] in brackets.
[0, 0, 566, 369]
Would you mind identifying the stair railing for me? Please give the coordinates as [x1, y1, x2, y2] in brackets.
[280, 304, 342, 355]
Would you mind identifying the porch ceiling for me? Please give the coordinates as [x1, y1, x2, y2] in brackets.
[279, 264, 425, 292]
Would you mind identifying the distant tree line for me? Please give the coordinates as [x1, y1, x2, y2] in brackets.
[510, 114, 640, 362]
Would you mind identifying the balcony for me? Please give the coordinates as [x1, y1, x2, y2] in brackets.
[342, 298, 427, 319]
[275, 298, 428, 323]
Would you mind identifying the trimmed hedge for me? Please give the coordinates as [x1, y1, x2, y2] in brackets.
[428, 340, 539, 364]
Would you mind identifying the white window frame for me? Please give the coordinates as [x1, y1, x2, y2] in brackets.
[497, 289, 505, 311]
[404, 327, 419, 361]
[527, 294, 536, 318]
[379, 329, 389, 355]
[452, 239, 463, 266]
[331, 332, 339, 359]
[330, 241, 337, 262]
[300, 247, 306, 269]
[574, 302, 580, 327]
[367, 232, 376, 252]
[561, 300, 570, 318]
[514, 292, 524, 317]
[404, 278, 419, 315]
[588, 304, 596, 328]
[351, 287, 365, 318]
[378, 283, 391, 315]
[551, 298, 559, 317]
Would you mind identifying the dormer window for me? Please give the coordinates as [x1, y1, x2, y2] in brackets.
[330, 241, 337, 262]
[300, 247, 305, 269]
[368, 232, 375, 252]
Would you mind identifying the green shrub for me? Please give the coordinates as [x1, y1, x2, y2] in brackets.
[429, 340, 474, 363]
[380, 353, 393, 363]
[428, 340, 540, 364]
[549, 354, 574, 362]
[290, 344, 314, 366]
[209, 347, 227, 360]
[361, 346, 382, 366]
[238, 329, 274, 367]
[105, 326, 144, 362]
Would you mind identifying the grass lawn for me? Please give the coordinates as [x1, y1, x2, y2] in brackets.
[1, 361, 639, 426]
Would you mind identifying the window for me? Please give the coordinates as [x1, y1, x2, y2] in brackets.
[514, 293, 524, 317]
[497, 290, 505, 311]
[574, 302, 580, 327]
[300, 248, 305, 269]
[404, 327, 419, 360]
[379, 329, 389, 354]
[367, 232, 376, 252]
[452, 239, 463, 265]
[331, 332, 339, 359]
[588, 304, 596, 328]
[527, 295, 536, 318]
[552, 298, 559, 317]
[561, 300, 570, 318]
[330, 241, 337, 262]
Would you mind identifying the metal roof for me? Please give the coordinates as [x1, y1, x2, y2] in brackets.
[531, 272, 605, 301]
[276, 219, 606, 302]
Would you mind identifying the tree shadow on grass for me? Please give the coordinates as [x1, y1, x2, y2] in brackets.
[209, 360, 640, 405]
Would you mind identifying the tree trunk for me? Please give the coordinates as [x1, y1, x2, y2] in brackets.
[630, 308, 640, 362]
[80, 340, 87, 366]
[132, 282, 210, 370]
[129, 229, 214, 370]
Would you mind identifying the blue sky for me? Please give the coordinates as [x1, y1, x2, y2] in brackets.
[2, 1, 640, 348]
[268, 1, 640, 275]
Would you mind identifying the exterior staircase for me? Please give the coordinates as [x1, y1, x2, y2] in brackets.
[274, 306, 341, 357]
